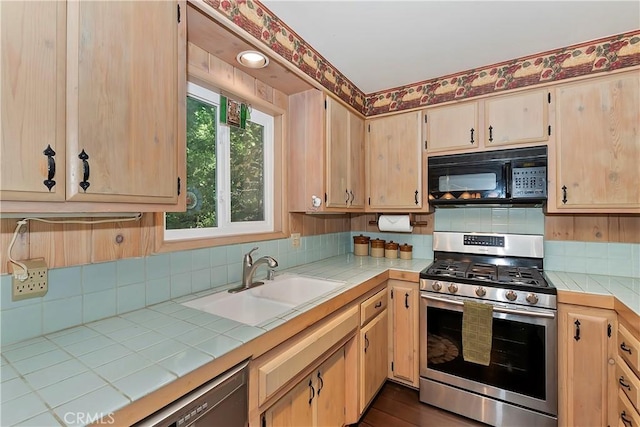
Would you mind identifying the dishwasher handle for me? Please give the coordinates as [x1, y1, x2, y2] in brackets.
[134, 360, 249, 427]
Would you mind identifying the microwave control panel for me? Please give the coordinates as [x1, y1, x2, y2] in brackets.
[512, 166, 547, 198]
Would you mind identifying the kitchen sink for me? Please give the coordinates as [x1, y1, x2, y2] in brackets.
[182, 274, 344, 326]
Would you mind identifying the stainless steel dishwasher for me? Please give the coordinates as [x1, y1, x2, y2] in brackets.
[134, 360, 249, 427]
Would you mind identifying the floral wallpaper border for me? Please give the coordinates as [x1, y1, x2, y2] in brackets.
[205, 0, 640, 116]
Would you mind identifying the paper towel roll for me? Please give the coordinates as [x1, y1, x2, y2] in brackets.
[378, 215, 413, 233]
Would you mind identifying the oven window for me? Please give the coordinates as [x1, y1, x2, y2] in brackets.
[438, 173, 497, 192]
[426, 307, 546, 400]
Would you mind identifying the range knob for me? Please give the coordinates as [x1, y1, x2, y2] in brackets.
[526, 293, 539, 305]
[432, 281, 443, 291]
[505, 290, 517, 301]
[475, 287, 486, 297]
[448, 283, 458, 294]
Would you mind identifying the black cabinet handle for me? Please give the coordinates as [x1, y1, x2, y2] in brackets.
[349, 190, 354, 204]
[414, 190, 419, 205]
[317, 371, 324, 395]
[78, 150, 90, 192]
[574, 319, 581, 341]
[488, 125, 493, 142]
[619, 376, 631, 391]
[43, 145, 56, 191]
[345, 189, 349, 204]
[621, 342, 633, 354]
[374, 301, 382, 308]
[470, 128, 474, 144]
[308, 379, 315, 405]
[562, 185, 568, 204]
[364, 333, 369, 353]
[621, 411, 632, 427]
[405, 293, 409, 308]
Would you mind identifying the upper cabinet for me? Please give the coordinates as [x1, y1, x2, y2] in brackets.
[549, 70, 640, 213]
[424, 100, 479, 153]
[484, 90, 550, 147]
[288, 90, 365, 212]
[1, 0, 186, 212]
[366, 111, 426, 211]
[424, 88, 551, 154]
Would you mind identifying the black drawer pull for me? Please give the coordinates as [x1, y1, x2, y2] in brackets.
[78, 149, 90, 192]
[574, 319, 580, 341]
[374, 301, 382, 309]
[308, 379, 315, 405]
[621, 342, 633, 354]
[470, 128, 474, 144]
[317, 371, 324, 395]
[621, 411, 632, 427]
[619, 376, 631, 391]
[43, 145, 56, 191]
[364, 333, 369, 353]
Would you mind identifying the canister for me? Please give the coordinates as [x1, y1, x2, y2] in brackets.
[399, 243, 413, 260]
[353, 234, 370, 256]
[384, 241, 399, 259]
[370, 238, 385, 258]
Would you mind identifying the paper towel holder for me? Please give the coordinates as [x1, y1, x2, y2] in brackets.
[368, 213, 428, 227]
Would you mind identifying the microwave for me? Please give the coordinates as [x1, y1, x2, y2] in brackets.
[427, 146, 547, 206]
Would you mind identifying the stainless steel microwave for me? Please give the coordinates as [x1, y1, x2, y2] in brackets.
[427, 146, 547, 206]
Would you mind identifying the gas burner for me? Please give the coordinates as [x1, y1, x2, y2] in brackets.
[498, 266, 547, 287]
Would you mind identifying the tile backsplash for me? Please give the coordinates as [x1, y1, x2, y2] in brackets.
[434, 207, 545, 234]
[0, 233, 351, 346]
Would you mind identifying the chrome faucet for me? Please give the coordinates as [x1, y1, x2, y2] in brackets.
[229, 247, 278, 293]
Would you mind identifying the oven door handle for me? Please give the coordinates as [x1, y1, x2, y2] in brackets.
[422, 294, 556, 319]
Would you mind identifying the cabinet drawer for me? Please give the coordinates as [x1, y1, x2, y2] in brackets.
[618, 356, 640, 411]
[360, 288, 387, 326]
[619, 389, 640, 427]
[258, 305, 358, 406]
[619, 324, 640, 376]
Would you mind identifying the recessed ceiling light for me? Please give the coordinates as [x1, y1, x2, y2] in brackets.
[236, 50, 269, 69]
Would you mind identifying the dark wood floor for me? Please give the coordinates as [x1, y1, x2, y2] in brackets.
[358, 381, 487, 427]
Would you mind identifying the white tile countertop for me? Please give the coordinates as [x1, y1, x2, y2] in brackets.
[1, 254, 638, 426]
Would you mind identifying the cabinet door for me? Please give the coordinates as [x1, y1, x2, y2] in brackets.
[484, 89, 549, 147]
[326, 98, 350, 208]
[1, 1, 66, 201]
[554, 72, 640, 211]
[66, 1, 182, 204]
[425, 101, 478, 153]
[367, 112, 423, 210]
[360, 310, 388, 413]
[558, 304, 617, 427]
[388, 281, 419, 387]
[348, 112, 365, 209]
[316, 348, 345, 427]
[264, 374, 314, 427]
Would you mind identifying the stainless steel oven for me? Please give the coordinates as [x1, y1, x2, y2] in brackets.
[419, 232, 557, 426]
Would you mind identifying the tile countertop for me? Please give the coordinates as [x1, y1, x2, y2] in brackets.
[1, 254, 639, 426]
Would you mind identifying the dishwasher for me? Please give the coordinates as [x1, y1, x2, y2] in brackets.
[134, 360, 249, 427]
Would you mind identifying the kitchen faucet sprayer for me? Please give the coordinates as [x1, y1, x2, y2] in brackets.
[228, 247, 278, 293]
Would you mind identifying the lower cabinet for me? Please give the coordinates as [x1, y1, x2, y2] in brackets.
[558, 303, 617, 427]
[264, 348, 345, 427]
[359, 295, 388, 413]
[387, 280, 419, 387]
[616, 321, 640, 426]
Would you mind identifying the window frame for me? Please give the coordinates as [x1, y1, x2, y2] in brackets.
[154, 74, 288, 253]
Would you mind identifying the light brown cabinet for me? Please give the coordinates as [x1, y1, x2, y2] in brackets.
[387, 280, 419, 387]
[264, 348, 345, 427]
[366, 111, 426, 211]
[1, 0, 186, 212]
[558, 304, 617, 427]
[288, 90, 365, 212]
[424, 100, 479, 153]
[423, 88, 550, 154]
[617, 322, 640, 426]
[484, 89, 550, 147]
[359, 289, 388, 414]
[550, 71, 640, 213]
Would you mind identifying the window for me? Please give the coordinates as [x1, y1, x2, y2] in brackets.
[165, 82, 274, 240]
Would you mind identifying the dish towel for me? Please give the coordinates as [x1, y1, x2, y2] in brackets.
[462, 300, 493, 366]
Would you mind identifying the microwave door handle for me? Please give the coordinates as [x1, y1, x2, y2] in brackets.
[505, 162, 512, 198]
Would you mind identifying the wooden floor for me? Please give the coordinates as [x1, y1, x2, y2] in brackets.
[358, 381, 487, 427]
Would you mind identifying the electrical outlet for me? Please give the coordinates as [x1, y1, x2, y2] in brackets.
[291, 233, 301, 248]
[10, 258, 48, 301]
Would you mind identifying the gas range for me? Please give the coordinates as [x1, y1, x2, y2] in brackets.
[420, 232, 556, 310]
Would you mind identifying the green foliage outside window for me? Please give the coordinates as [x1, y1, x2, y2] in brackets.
[166, 96, 265, 230]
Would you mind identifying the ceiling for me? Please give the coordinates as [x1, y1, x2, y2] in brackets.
[260, 1, 640, 94]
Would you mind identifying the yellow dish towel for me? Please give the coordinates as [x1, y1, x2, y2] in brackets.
[462, 300, 493, 366]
